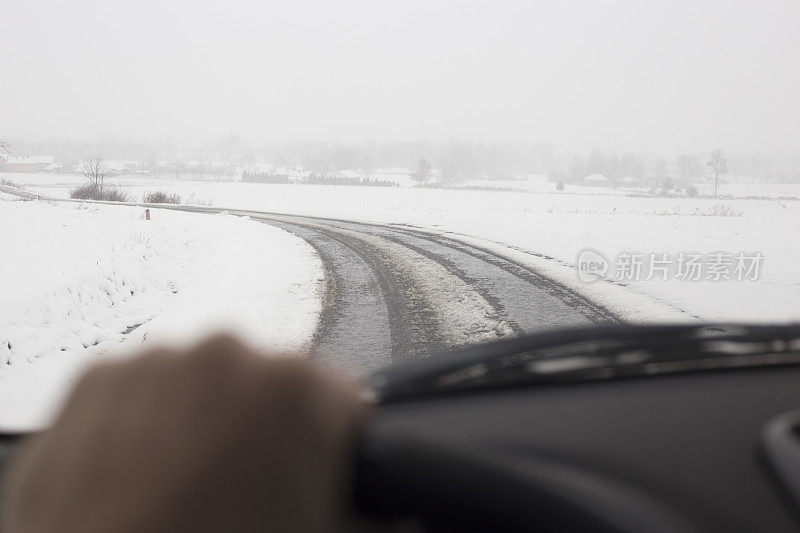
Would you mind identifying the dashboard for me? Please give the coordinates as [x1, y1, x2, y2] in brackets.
[358, 365, 800, 531]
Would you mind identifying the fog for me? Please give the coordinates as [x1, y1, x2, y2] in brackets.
[2, 0, 799, 153]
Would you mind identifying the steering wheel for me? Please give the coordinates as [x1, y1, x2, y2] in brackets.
[352, 429, 693, 532]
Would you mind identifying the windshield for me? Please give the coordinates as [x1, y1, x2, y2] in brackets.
[1, 0, 798, 429]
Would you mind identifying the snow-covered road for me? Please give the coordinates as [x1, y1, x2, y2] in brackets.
[7, 180, 626, 354]
[260, 215, 618, 374]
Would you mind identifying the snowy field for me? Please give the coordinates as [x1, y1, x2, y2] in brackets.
[6, 172, 799, 326]
[0, 193, 322, 429]
[3, 173, 800, 426]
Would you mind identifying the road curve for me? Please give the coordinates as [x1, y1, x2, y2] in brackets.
[248, 214, 619, 373]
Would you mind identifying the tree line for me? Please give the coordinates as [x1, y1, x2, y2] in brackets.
[3, 136, 800, 184]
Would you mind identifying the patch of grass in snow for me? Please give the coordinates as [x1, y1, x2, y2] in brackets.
[143, 190, 181, 204]
[123, 232, 153, 249]
[695, 203, 743, 217]
[70, 183, 129, 202]
[72, 203, 100, 212]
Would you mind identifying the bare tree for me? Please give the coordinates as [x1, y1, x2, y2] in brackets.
[706, 150, 728, 197]
[412, 158, 431, 186]
[0, 139, 9, 155]
[81, 156, 112, 188]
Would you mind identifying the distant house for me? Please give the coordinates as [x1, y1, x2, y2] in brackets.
[286, 169, 312, 182]
[584, 173, 609, 185]
[334, 170, 363, 181]
[1, 156, 61, 173]
[104, 160, 132, 174]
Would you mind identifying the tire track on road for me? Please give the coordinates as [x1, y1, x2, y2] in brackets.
[383, 226, 619, 326]
[263, 221, 394, 374]
[257, 215, 617, 372]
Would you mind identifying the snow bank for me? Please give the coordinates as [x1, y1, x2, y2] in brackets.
[0, 197, 322, 430]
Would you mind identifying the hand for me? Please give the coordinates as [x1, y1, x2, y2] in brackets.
[1, 335, 366, 533]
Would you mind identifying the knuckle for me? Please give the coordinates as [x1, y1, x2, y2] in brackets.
[190, 333, 250, 366]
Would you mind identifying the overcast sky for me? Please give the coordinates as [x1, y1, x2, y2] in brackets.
[2, 0, 798, 152]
